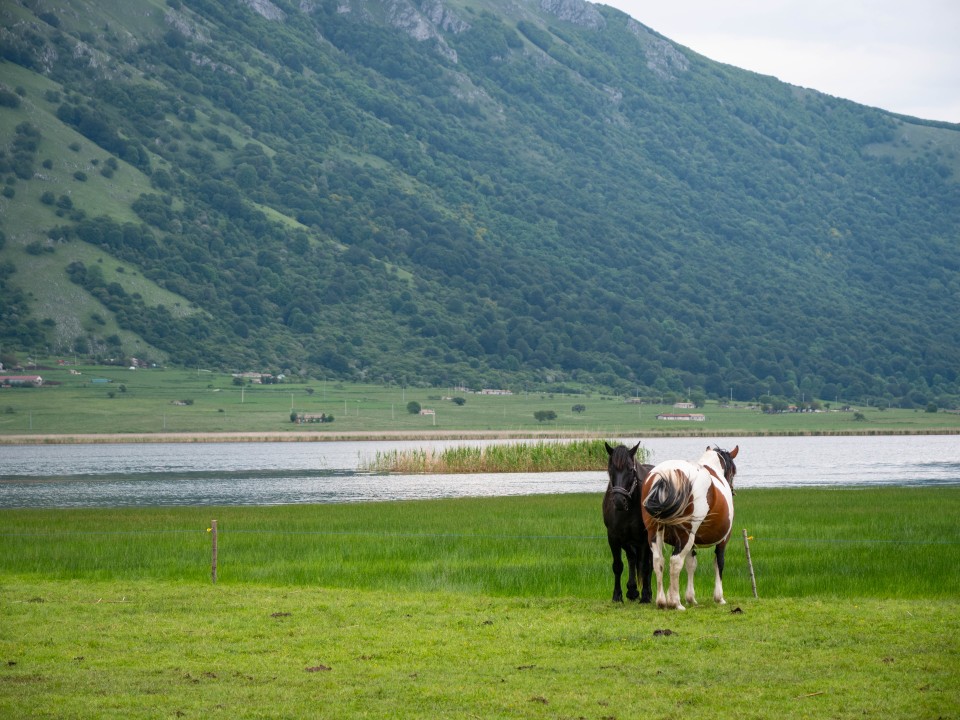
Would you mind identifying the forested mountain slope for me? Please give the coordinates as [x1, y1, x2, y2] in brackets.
[1, 0, 958, 407]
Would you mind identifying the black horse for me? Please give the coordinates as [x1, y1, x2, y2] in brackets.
[603, 441, 653, 603]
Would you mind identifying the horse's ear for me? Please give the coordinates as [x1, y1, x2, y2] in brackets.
[629, 441, 641, 457]
[730, 445, 739, 458]
[604, 442, 615, 456]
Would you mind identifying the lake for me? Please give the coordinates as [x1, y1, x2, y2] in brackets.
[1, 435, 959, 508]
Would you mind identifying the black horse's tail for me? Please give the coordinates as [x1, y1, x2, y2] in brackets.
[643, 470, 692, 523]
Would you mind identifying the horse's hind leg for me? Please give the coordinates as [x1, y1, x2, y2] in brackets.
[713, 542, 727, 605]
[668, 535, 696, 610]
[651, 530, 668, 609]
[684, 549, 698, 606]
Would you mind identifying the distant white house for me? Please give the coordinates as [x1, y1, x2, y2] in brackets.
[656, 413, 706, 422]
[673, 402, 695, 409]
[419, 408, 435, 416]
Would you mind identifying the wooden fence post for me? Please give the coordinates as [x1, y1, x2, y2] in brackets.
[211, 519, 218, 584]
[742, 528, 757, 598]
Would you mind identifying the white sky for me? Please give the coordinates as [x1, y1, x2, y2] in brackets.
[602, 0, 960, 124]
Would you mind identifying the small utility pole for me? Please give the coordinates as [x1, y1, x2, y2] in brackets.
[743, 529, 758, 598]
[210, 520, 218, 584]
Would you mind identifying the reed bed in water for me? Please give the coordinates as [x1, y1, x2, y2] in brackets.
[361, 438, 645, 473]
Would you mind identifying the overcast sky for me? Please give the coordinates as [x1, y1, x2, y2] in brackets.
[602, 0, 960, 124]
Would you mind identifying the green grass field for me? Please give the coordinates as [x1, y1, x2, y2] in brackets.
[3, 489, 957, 598]
[2, 489, 958, 718]
[3, 582, 956, 719]
[2, 363, 959, 438]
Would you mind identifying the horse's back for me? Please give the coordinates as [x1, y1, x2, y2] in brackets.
[649, 459, 695, 476]
[643, 460, 731, 541]
[636, 463, 653, 483]
[641, 461, 694, 522]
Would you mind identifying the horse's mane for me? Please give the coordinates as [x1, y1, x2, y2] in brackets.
[608, 444, 634, 471]
[711, 446, 738, 486]
[643, 468, 692, 523]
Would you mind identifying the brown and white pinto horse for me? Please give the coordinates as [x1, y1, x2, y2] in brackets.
[640, 445, 739, 610]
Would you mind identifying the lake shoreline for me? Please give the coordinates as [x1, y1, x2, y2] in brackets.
[1, 427, 959, 445]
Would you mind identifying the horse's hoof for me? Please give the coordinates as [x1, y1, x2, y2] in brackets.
[627, 590, 640, 601]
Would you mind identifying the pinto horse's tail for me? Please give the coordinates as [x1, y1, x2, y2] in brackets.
[643, 470, 692, 523]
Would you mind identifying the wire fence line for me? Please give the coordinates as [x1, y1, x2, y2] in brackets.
[2, 526, 958, 545]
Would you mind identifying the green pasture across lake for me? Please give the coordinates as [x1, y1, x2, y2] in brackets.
[1, 364, 959, 438]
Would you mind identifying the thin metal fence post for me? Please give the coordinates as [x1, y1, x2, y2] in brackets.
[211, 520, 218, 584]
[743, 528, 757, 598]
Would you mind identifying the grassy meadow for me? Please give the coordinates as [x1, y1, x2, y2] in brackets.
[2, 489, 959, 718]
[2, 362, 959, 438]
[2, 363, 959, 716]
[3, 489, 957, 597]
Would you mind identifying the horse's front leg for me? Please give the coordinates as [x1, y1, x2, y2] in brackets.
[638, 540, 653, 604]
[713, 541, 728, 605]
[624, 543, 640, 601]
[651, 529, 667, 609]
[608, 538, 624, 603]
[684, 549, 698, 607]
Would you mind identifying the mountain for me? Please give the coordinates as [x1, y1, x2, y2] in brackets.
[1, 0, 958, 407]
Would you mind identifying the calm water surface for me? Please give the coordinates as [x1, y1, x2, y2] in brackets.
[1, 435, 958, 508]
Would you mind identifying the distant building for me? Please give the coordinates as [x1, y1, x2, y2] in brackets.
[232, 372, 274, 384]
[656, 413, 706, 422]
[296, 413, 333, 424]
[673, 402, 695, 409]
[479, 389, 512, 395]
[0, 375, 43, 387]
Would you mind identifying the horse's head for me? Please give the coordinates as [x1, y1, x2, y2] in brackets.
[708, 444, 739, 490]
[605, 441, 642, 511]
